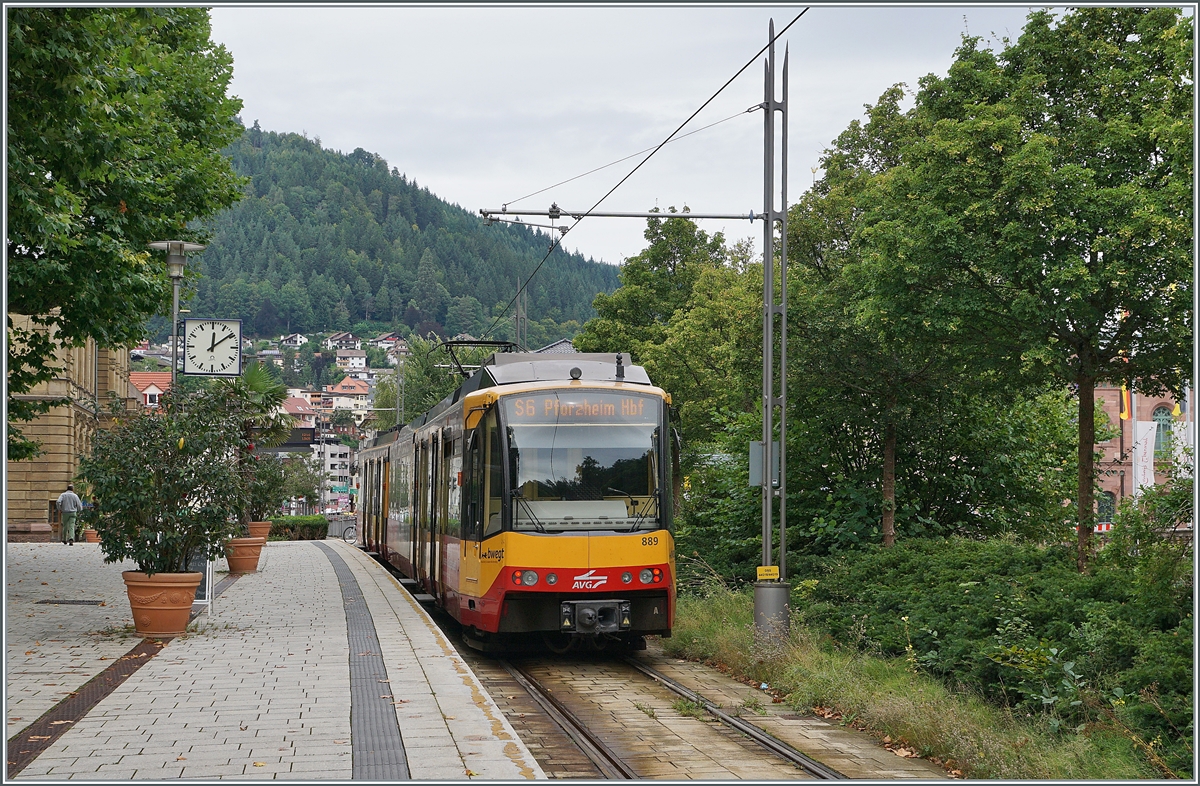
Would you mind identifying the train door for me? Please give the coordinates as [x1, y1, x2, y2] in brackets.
[429, 428, 442, 599]
[380, 455, 390, 557]
[460, 429, 483, 593]
[415, 436, 429, 584]
[438, 433, 456, 606]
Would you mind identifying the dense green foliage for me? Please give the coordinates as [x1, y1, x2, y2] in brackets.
[7, 8, 245, 459]
[267, 515, 329, 541]
[247, 453, 289, 524]
[791, 481, 1192, 776]
[78, 388, 244, 575]
[849, 8, 1193, 566]
[665, 578, 1158, 779]
[186, 125, 619, 342]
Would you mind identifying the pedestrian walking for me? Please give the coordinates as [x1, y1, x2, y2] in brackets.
[57, 484, 83, 545]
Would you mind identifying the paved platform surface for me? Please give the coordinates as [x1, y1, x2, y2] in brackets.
[5, 540, 544, 780]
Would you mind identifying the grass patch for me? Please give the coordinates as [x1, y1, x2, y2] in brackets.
[672, 699, 710, 720]
[663, 582, 1156, 779]
[633, 701, 656, 718]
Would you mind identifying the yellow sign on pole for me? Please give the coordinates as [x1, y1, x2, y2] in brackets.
[757, 565, 780, 581]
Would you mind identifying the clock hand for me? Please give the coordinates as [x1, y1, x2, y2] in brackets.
[212, 333, 235, 349]
[208, 332, 218, 352]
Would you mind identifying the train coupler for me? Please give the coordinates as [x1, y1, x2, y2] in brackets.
[560, 599, 632, 634]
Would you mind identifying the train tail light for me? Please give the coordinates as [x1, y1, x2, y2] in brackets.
[512, 570, 539, 586]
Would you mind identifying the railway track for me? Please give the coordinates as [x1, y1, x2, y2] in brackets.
[498, 659, 638, 779]
[621, 656, 845, 779]
[492, 654, 845, 780]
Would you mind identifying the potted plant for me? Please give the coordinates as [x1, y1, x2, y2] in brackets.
[78, 387, 243, 636]
[216, 363, 292, 571]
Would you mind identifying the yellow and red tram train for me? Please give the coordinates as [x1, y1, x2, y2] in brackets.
[356, 351, 676, 651]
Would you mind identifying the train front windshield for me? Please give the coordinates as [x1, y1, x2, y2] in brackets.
[502, 391, 662, 532]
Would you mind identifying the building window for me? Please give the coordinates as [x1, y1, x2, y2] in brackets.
[146, 393, 159, 406]
[1097, 491, 1116, 524]
[1153, 406, 1174, 457]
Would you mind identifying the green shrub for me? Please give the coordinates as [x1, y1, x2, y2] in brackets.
[267, 515, 329, 541]
[790, 533, 1192, 776]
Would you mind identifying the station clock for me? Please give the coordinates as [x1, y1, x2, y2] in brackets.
[182, 319, 243, 377]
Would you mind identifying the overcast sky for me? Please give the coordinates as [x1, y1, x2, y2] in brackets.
[210, 4, 1065, 266]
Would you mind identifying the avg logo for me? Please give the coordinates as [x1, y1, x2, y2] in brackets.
[572, 569, 608, 589]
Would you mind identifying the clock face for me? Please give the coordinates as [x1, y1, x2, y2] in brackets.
[183, 319, 242, 376]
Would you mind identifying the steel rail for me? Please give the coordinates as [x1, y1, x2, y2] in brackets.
[498, 660, 638, 780]
[622, 656, 847, 780]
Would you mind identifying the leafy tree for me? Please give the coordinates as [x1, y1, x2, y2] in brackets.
[575, 210, 726, 361]
[78, 387, 243, 575]
[214, 363, 292, 529]
[364, 345, 388, 369]
[7, 8, 245, 459]
[859, 8, 1193, 568]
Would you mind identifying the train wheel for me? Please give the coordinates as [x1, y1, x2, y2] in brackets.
[541, 632, 577, 655]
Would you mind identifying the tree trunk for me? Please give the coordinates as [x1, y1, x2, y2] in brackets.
[882, 420, 896, 547]
[1076, 374, 1096, 572]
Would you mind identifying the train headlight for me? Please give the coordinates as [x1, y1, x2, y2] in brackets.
[546, 572, 558, 585]
[621, 571, 633, 584]
[521, 570, 539, 586]
[639, 568, 654, 584]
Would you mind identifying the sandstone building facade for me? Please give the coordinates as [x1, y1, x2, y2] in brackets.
[7, 314, 138, 535]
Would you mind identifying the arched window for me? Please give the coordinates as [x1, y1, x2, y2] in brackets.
[1153, 406, 1174, 458]
[1097, 491, 1116, 524]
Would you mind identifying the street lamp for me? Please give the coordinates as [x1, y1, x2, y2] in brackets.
[148, 241, 206, 388]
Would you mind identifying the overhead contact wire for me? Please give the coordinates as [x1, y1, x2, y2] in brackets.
[482, 8, 809, 341]
[502, 109, 759, 210]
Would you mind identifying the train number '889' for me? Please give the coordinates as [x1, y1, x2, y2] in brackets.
[641, 536, 659, 546]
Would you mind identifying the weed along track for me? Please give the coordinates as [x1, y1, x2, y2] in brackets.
[458, 646, 842, 780]
[376, 556, 943, 779]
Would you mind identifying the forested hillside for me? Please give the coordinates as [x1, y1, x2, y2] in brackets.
[187, 122, 618, 341]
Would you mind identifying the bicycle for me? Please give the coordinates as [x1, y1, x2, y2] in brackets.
[342, 523, 357, 544]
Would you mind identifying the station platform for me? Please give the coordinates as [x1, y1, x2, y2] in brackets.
[5, 539, 545, 780]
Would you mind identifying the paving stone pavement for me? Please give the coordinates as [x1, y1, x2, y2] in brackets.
[6, 540, 543, 780]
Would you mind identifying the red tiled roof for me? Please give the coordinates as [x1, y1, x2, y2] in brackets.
[283, 397, 318, 415]
[128, 372, 172, 393]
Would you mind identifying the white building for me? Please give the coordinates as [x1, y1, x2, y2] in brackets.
[280, 333, 308, 348]
[311, 438, 354, 513]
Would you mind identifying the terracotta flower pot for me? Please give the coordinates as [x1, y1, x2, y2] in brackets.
[82, 529, 100, 543]
[225, 536, 267, 574]
[247, 521, 272, 540]
[122, 571, 203, 637]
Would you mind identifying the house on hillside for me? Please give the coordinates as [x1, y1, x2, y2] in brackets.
[257, 348, 283, 368]
[323, 377, 371, 424]
[129, 372, 173, 408]
[368, 331, 403, 349]
[322, 331, 361, 351]
[336, 349, 367, 374]
[385, 340, 411, 367]
[280, 333, 308, 349]
[535, 338, 577, 354]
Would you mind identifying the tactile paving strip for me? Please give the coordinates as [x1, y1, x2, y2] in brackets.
[315, 542, 410, 780]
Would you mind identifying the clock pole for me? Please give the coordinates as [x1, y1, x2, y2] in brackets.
[149, 241, 206, 389]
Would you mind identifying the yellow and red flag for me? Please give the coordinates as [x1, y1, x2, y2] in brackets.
[1119, 385, 1131, 420]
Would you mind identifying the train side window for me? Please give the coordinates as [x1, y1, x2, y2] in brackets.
[483, 408, 503, 538]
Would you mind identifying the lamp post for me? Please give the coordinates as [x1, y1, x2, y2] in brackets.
[149, 241, 206, 388]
